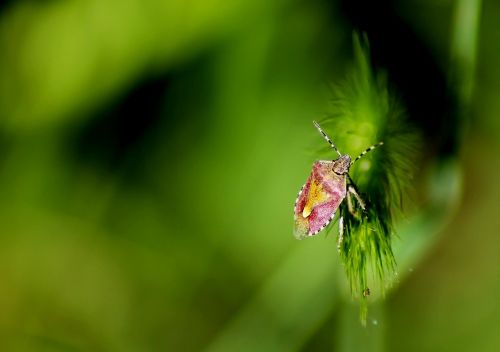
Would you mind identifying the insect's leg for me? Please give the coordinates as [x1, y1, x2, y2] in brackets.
[348, 185, 366, 211]
[346, 190, 354, 214]
[337, 215, 344, 252]
[313, 121, 342, 156]
[346, 174, 366, 211]
[351, 141, 384, 165]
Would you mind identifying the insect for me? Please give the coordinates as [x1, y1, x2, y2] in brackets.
[294, 121, 383, 240]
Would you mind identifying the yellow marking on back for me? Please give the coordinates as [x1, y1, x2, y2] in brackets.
[302, 180, 329, 218]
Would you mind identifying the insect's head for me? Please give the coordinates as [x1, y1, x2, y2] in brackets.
[333, 155, 351, 174]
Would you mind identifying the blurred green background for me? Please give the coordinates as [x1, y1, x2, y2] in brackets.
[0, 0, 499, 351]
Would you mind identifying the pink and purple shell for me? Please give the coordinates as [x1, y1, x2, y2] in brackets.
[294, 161, 347, 239]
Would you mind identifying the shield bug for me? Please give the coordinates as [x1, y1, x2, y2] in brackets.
[294, 121, 383, 240]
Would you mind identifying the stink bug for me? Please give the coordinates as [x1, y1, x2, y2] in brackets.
[294, 121, 383, 240]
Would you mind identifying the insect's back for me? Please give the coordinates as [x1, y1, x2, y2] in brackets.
[294, 161, 347, 239]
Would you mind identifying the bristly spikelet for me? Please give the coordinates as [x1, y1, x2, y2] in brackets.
[326, 34, 419, 324]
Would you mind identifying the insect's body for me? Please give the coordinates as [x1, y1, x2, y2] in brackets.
[294, 122, 382, 240]
[294, 159, 347, 239]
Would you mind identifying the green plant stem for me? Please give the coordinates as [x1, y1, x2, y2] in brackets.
[337, 301, 385, 352]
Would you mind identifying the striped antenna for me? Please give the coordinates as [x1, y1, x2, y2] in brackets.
[313, 121, 342, 156]
[351, 141, 384, 165]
